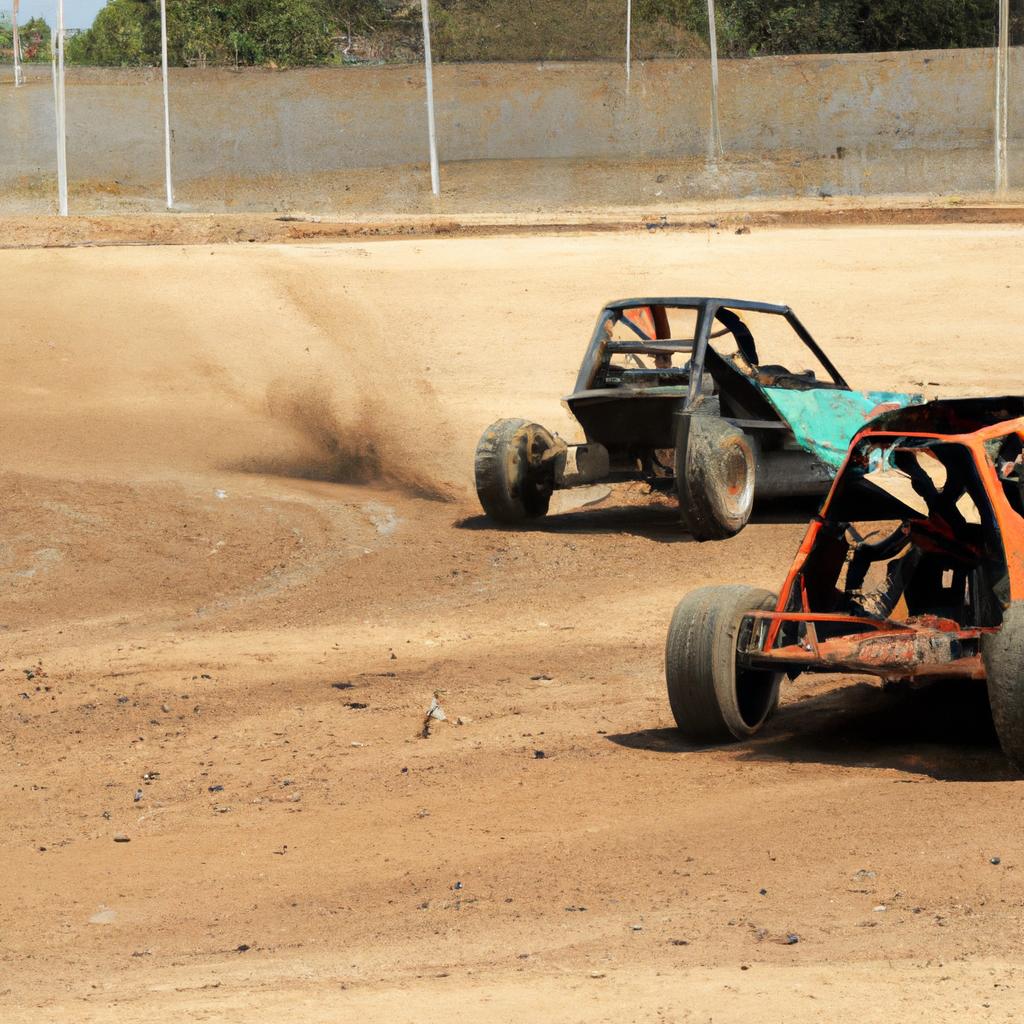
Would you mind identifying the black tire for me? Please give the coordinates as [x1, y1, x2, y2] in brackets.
[983, 602, 1024, 769]
[676, 416, 756, 540]
[474, 418, 555, 523]
[665, 584, 781, 744]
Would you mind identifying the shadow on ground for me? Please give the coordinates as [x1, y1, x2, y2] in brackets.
[608, 678, 1015, 783]
[456, 496, 818, 540]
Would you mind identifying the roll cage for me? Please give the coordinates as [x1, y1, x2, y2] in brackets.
[737, 402, 1024, 684]
[571, 297, 849, 413]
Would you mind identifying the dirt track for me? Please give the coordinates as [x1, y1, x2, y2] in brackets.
[3, 225, 1024, 1022]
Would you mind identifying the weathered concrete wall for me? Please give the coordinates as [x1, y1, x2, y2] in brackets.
[1, 48, 1021, 201]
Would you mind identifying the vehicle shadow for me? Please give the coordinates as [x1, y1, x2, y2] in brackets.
[607, 679, 1015, 782]
[455, 496, 819, 541]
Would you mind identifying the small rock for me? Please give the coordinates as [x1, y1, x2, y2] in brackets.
[631, 923, 643, 932]
[990, 856, 1002, 865]
[89, 908, 117, 925]
[874, 905, 887, 912]
[669, 938, 689, 946]
[530, 674, 552, 681]
[208, 784, 224, 792]
[589, 971, 606, 979]
[735, 225, 751, 235]
[133, 789, 143, 802]
[456, 716, 472, 726]
[236, 944, 251, 953]
[113, 833, 130, 843]
[345, 701, 368, 710]
[784, 933, 799, 945]
[160, 704, 170, 713]
[759, 888, 767, 896]
[533, 750, 546, 759]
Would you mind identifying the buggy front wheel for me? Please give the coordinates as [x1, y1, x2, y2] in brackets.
[983, 602, 1024, 769]
[474, 418, 555, 523]
[665, 585, 781, 744]
[676, 416, 756, 540]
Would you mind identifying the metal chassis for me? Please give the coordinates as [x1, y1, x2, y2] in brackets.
[547, 296, 849, 493]
[738, 610, 990, 682]
[571, 296, 849, 413]
[734, 414, 1024, 683]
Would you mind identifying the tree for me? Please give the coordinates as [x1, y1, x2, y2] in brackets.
[16, 16, 52, 61]
[67, 0, 335, 67]
[66, 0, 157, 66]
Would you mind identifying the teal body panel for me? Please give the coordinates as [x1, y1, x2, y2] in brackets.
[762, 387, 924, 469]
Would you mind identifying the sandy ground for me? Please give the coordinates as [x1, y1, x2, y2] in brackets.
[3, 224, 1024, 1022]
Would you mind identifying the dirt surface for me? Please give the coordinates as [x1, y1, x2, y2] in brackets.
[3, 225, 1024, 1022]
[5, 193, 1024, 251]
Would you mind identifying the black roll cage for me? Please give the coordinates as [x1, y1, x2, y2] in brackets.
[572, 297, 849, 405]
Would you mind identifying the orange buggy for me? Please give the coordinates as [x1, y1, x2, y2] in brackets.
[665, 398, 1024, 767]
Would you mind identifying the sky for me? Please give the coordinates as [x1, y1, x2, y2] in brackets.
[13, 0, 104, 30]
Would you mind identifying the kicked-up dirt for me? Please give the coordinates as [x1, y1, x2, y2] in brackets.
[3, 225, 1024, 1022]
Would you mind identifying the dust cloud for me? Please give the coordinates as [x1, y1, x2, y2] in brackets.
[239, 377, 456, 502]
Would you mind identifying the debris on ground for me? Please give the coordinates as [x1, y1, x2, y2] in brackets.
[113, 833, 130, 843]
[421, 693, 447, 738]
[784, 933, 800, 945]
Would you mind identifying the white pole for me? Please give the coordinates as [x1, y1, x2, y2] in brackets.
[419, 0, 440, 197]
[55, 0, 68, 215]
[12, 0, 22, 87]
[706, 0, 722, 162]
[995, 0, 1009, 194]
[160, 0, 174, 208]
[625, 0, 632, 87]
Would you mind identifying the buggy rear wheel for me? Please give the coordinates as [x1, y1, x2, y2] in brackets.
[983, 602, 1024, 769]
[676, 416, 756, 540]
[665, 585, 781, 744]
[474, 418, 555, 523]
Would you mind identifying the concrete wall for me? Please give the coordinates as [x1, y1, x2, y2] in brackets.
[2, 48, 1021, 200]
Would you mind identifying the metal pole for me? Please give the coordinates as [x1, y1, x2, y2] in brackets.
[12, 0, 23, 87]
[995, 0, 1009, 194]
[625, 0, 632, 87]
[419, 0, 440, 196]
[160, 0, 174, 209]
[706, 0, 722, 162]
[55, 0, 68, 216]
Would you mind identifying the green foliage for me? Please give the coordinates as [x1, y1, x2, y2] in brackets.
[715, 0, 996, 57]
[55, 0, 1005, 66]
[66, 0, 156, 66]
[855, 0, 996, 52]
[429, 0, 706, 62]
[169, 0, 335, 67]
[67, 0, 335, 67]
[12, 16, 52, 61]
